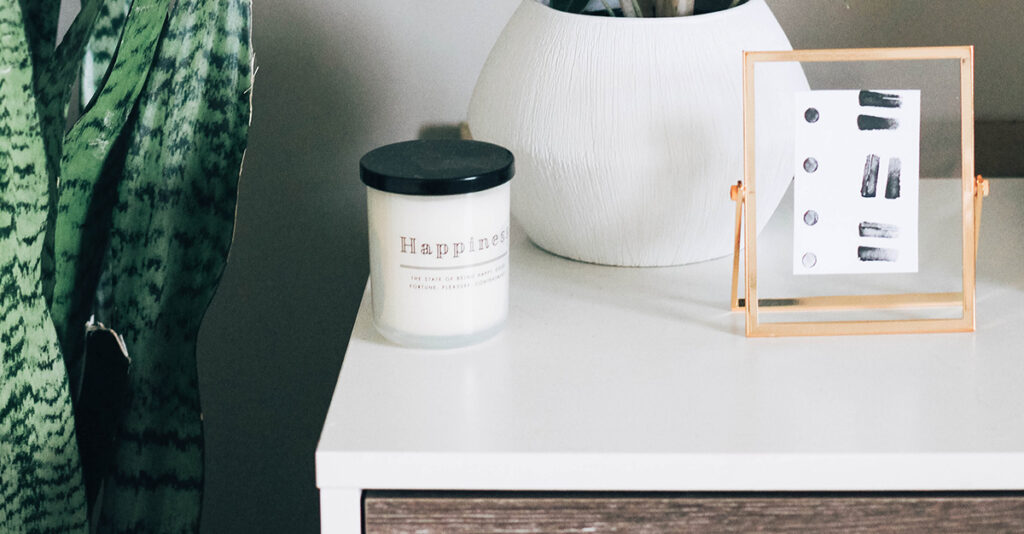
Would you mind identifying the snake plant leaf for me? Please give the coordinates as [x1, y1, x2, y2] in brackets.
[31, 0, 106, 309]
[51, 0, 170, 393]
[17, 0, 60, 84]
[81, 0, 132, 107]
[95, 0, 253, 529]
[78, 0, 132, 335]
[18, 0, 60, 171]
[33, 0, 105, 187]
[69, 0, 133, 333]
[0, 1, 89, 531]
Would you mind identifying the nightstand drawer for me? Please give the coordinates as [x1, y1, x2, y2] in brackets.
[364, 491, 1024, 533]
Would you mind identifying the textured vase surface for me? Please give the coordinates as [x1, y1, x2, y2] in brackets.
[468, 0, 808, 266]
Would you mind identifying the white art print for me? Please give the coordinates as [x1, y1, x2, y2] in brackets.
[793, 89, 921, 275]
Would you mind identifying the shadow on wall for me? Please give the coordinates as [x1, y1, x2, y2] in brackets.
[197, 2, 377, 533]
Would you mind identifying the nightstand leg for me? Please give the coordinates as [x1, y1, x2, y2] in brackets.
[320, 488, 362, 534]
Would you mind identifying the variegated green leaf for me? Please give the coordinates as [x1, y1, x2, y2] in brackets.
[80, 0, 133, 338]
[95, 0, 253, 530]
[0, 1, 88, 532]
[36, 0, 107, 310]
[51, 0, 170, 392]
[33, 0, 105, 185]
[17, 0, 61, 84]
[3, 0, 252, 529]
[81, 0, 132, 107]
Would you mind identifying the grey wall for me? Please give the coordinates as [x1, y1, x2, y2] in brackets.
[197, 2, 521, 532]
[50, 1, 1024, 532]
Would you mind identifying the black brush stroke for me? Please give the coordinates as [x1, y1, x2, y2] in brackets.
[858, 246, 899, 262]
[859, 222, 900, 238]
[861, 154, 880, 197]
[858, 115, 900, 130]
[859, 90, 902, 108]
[885, 157, 901, 199]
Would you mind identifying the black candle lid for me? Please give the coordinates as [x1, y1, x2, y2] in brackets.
[360, 139, 515, 196]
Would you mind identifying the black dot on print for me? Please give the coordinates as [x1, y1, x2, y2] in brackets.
[803, 157, 818, 173]
[805, 107, 820, 123]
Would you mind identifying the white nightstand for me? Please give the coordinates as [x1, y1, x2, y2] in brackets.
[317, 179, 1024, 533]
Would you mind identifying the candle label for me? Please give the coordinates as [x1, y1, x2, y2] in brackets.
[398, 228, 510, 260]
[397, 225, 511, 292]
[367, 184, 511, 339]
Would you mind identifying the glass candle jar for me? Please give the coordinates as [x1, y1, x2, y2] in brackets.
[360, 139, 515, 349]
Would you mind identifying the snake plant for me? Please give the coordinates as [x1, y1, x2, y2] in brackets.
[1, 0, 252, 531]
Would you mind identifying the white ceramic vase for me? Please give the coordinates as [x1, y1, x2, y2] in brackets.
[468, 0, 808, 266]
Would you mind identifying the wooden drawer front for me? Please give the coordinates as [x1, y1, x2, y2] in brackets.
[364, 492, 1024, 533]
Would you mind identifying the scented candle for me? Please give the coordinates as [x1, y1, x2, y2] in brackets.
[360, 140, 515, 349]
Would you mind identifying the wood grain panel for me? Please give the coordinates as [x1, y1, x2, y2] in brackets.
[364, 491, 1024, 533]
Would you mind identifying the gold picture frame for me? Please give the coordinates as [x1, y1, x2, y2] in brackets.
[732, 46, 988, 337]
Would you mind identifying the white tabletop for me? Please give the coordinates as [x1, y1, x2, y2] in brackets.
[316, 178, 1024, 492]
